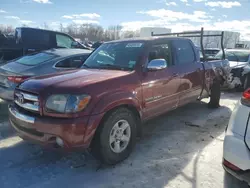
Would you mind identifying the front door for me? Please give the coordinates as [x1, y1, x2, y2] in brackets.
[142, 41, 181, 119]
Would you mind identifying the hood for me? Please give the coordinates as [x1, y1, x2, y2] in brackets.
[18, 69, 132, 94]
[229, 61, 249, 69]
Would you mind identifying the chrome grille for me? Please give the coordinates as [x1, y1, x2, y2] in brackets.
[14, 91, 39, 113]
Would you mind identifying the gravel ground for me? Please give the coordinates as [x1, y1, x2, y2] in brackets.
[0, 92, 249, 188]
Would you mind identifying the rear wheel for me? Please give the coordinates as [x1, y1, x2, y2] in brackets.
[91, 108, 137, 165]
[208, 79, 221, 108]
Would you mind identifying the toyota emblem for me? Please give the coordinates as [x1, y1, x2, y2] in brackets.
[18, 94, 24, 104]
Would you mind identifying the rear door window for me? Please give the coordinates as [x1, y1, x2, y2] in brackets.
[16, 52, 56, 66]
[173, 40, 196, 65]
[55, 55, 88, 68]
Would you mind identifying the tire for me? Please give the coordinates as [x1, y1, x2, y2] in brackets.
[208, 79, 221, 108]
[244, 74, 250, 91]
[91, 108, 137, 165]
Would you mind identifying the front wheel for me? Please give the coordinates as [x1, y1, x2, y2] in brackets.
[91, 108, 137, 165]
[208, 79, 221, 108]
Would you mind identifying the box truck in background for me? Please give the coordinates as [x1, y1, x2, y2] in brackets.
[140, 27, 171, 37]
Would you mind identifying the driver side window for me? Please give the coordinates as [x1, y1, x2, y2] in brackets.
[56, 34, 74, 48]
[149, 43, 170, 63]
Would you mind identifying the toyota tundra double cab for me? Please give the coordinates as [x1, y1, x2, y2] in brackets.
[8, 29, 228, 164]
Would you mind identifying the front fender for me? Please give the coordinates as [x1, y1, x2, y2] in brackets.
[90, 91, 142, 117]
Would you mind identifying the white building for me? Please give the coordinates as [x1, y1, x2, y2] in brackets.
[236, 40, 250, 49]
[140, 27, 171, 37]
[186, 30, 240, 49]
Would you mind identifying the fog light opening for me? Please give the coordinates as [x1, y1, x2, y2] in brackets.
[56, 137, 64, 147]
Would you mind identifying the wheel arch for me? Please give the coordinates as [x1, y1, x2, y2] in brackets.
[90, 104, 142, 150]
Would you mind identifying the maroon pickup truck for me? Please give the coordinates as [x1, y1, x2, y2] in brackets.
[8, 35, 227, 164]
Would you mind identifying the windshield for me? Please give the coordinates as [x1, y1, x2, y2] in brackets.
[204, 50, 219, 56]
[82, 42, 145, 70]
[215, 50, 250, 62]
[16, 52, 56, 66]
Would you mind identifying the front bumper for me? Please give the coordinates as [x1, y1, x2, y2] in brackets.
[8, 104, 104, 149]
[224, 67, 245, 89]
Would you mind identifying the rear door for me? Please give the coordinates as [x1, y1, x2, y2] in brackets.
[142, 40, 181, 119]
[172, 39, 203, 106]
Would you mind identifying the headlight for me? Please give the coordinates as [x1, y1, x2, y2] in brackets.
[45, 94, 91, 113]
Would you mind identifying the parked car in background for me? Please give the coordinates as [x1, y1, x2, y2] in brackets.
[223, 88, 250, 186]
[0, 27, 91, 63]
[215, 49, 250, 90]
[9, 30, 227, 165]
[0, 48, 91, 101]
[92, 41, 104, 49]
[204, 48, 220, 58]
[197, 46, 230, 86]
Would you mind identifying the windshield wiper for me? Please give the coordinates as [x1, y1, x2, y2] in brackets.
[82, 64, 90, 68]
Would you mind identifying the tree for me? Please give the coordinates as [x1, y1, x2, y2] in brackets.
[59, 23, 64, 32]
[43, 22, 49, 29]
[121, 30, 140, 38]
[221, 31, 240, 48]
[106, 25, 122, 40]
[0, 23, 140, 42]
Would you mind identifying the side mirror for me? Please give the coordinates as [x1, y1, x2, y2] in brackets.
[71, 41, 80, 48]
[147, 59, 167, 71]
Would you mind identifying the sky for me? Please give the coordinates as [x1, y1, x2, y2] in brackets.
[0, 0, 250, 39]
